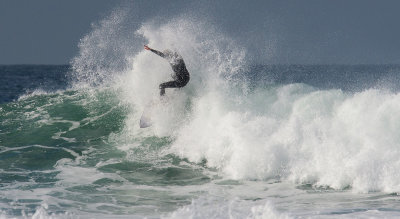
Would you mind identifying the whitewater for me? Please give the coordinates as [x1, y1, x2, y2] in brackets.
[2, 9, 400, 219]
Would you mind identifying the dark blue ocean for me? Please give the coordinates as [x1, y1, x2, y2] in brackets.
[0, 65, 69, 104]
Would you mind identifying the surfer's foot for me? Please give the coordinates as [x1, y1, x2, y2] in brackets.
[160, 88, 165, 96]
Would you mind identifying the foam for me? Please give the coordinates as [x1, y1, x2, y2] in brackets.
[18, 89, 60, 101]
[162, 197, 291, 219]
[171, 84, 400, 193]
[69, 9, 400, 194]
[112, 17, 246, 138]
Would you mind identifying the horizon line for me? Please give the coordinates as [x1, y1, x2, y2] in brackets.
[1, 63, 400, 66]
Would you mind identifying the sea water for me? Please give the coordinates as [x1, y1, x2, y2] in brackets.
[2, 12, 400, 219]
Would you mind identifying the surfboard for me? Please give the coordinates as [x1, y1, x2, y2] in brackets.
[140, 101, 154, 128]
[139, 96, 169, 128]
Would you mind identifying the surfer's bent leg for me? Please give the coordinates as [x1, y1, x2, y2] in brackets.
[159, 81, 179, 96]
[159, 70, 190, 96]
[159, 77, 189, 96]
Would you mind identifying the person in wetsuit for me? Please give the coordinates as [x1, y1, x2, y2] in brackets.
[144, 45, 190, 96]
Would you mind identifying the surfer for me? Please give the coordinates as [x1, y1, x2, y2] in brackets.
[144, 45, 190, 96]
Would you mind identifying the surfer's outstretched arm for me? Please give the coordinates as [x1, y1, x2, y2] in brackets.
[144, 45, 165, 58]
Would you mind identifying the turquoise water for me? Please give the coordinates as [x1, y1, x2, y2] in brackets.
[2, 65, 400, 218]
[0, 85, 208, 217]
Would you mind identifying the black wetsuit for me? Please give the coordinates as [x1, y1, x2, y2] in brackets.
[149, 48, 190, 96]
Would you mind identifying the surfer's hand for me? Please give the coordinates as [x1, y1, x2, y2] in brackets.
[144, 45, 151, 50]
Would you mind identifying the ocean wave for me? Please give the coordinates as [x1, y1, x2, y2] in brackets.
[67, 11, 400, 193]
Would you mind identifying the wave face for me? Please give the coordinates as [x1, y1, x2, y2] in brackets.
[2, 8, 400, 219]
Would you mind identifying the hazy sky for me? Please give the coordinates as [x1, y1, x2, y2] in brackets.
[1, 0, 400, 64]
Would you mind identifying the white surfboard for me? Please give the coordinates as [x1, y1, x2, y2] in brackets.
[139, 96, 170, 128]
[140, 101, 155, 128]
